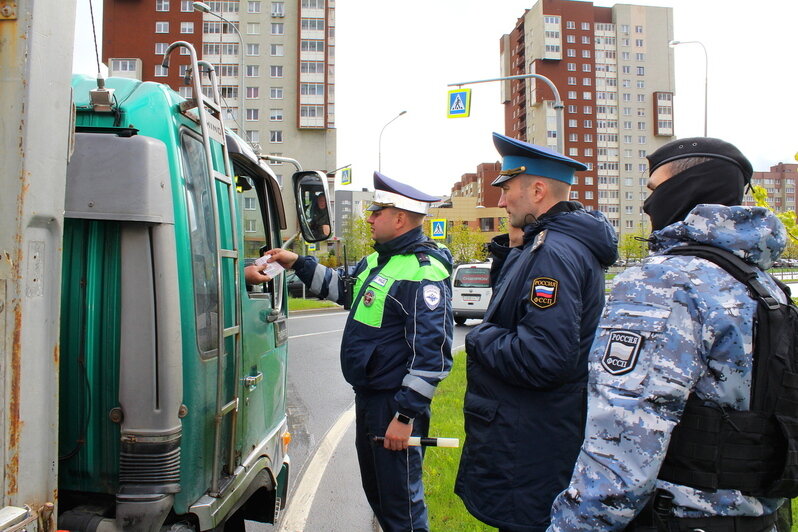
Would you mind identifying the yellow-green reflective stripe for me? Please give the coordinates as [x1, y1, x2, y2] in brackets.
[352, 252, 450, 328]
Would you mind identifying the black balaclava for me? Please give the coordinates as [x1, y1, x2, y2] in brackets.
[642, 159, 745, 232]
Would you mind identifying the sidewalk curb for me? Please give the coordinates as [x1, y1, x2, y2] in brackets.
[289, 305, 347, 315]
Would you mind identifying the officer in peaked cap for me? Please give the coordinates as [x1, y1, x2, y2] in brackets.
[455, 133, 618, 531]
[264, 171, 453, 532]
[367, 171, 441, 214]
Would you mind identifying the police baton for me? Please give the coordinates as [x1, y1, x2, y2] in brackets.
[371, 436, 459, 448]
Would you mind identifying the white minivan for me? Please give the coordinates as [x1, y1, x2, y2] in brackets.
[452, 262, 493, 325]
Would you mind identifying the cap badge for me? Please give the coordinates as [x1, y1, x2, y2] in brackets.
[363, 289, 375, 307]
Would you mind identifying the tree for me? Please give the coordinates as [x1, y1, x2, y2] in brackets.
[447, 223, 488, 264]
[618, 231, 647, 263]
[340, 211, 373, 265]
[751, 185, 798, 242]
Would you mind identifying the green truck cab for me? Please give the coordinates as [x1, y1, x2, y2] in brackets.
[50, 42, 329, 531]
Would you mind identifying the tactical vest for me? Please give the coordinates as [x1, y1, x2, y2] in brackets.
[351, 250, 450, 328]
[657, 245, 798, 499]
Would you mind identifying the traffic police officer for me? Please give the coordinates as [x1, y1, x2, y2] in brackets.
[548, 138, 789, 531]
[265, 172, 453, 532]
[455, 133, 618, 531]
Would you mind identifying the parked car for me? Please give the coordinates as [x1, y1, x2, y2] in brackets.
[286, 271, 308, 298]
[452, 262, 492, 325]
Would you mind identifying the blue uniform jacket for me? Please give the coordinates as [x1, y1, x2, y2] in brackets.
[456, 202, 618, 531]
[293, 226, 453, 418]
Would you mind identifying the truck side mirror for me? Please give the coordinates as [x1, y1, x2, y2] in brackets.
[292, 170, 331, 243]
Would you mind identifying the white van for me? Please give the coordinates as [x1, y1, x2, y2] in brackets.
[452, 262, 493, 325]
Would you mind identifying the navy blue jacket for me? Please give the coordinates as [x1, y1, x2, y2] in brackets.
[455, 202, 618, 531]
[293, 227, 454, 418]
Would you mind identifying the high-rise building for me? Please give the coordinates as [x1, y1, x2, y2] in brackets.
[501, 0, 675, 234]
[746, 163, 798, 213]
[102, 0, 337, 238]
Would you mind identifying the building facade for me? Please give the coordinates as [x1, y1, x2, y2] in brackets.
[102, 0, 337, 239]
[334, 188, 374, 239]
[746, 163, 798, 213]
[501, 0, 675, 234]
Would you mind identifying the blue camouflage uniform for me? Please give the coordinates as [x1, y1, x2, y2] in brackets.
[455, 201, 618, 531]
[548, 204, 788, 531]
[293, 225, 453, 532]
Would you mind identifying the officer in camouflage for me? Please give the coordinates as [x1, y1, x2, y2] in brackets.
[548, 137, 789, 531]
[265, 171, 453, 532]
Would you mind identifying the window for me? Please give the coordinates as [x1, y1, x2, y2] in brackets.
[301, 18, 325, 31]
[270, 65, 283, 77]
[301, 0, 325, 7]
[178, 86, 192, 98]
[584, 176, 593, 184]
[567, 91, 577, 99]
[300, 105, 324, 117]
[246, 65, 259, 77]
[246, 86, 260, 99]
[584, 134, 593, 142]
[244, 197, 257, 210]
[270, 130, 283, 143]
[246, 43, 260, 56]
[271, 22, 284, 35]
[582, 36, 590, 44]
[544, 16, 559, 24]
[245, 109, 259, 121]
[567, 63, 576, 71]
[585, 191, 594, 200]
[567, 49, 576, 57]
[155, 42, 168, 54]
[638, 135, 647, 144]
[219, 86, 238, 99]
[636, 66, 645, 76]
[621, 24, 629, 33]
[623, 121, 632, 129]
[570, 191, 579, 200]
[269, 109, 283, 121]
[581, 22, 590, 30]
[217, 64, 239, 77]
[582, 92, 592, 100]
[582, 64, 591, 72]
[246, 130, 260, 142]
[622, 65, 631, 74]
[635, 25, 644, 33]
[154, 65, 168, 77]
[584, 119, 593, 128]
[568, 119, 578, 127]
[112, 59, 137, 71]
[637, 94, 646, 103]
[181, 0, 193, 11]
[301, 40, 325, 52]
[636, 53, 645, 61]
[636, 80, 645, 89]
[582, 78, 591, 86]
[271, 1, 284, 16]
[245, 219, 257, 233]
[569, 133, 578, 141]
[155, 21, 169, 33]
[566, 20, 576, 29]
[270, 44, 284, 56]
[583, 105, 592, 114]
[247, 22, 260, 34]
[567, 35, 576, 43]
[569, 148, 578, 156]
[248, 1, 261, 13]
[180, 21, 194, 33]
[622, 51, 631, 61]
[270, 87, 283, 99]
[635, 39, 644, 47]
[637, 121, 646, 130]
[300, 61, 325, 73]
[300, 83, 324, 95]
[156, 0, 170, 11]
[568, 77, 576, 85]
[582, 50, 591, 58]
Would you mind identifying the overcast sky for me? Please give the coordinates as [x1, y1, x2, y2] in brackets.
[73, 0, 798, 197]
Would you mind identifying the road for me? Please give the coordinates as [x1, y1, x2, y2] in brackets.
[252, 307, 473, 531]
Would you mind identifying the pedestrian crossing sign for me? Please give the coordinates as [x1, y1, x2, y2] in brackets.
[431, 219, 447, 240]
[341, 166, 352, 185]
[308, 243, 317, 251]
[447, 89, 471, 118]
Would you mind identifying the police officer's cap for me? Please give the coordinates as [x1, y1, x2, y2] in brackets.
[647, 137, 753, 185]
[367, 172, 441, 215]
[491, 132, 587, 187]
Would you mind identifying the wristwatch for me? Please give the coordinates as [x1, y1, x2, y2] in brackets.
[394, 412, 414, 425]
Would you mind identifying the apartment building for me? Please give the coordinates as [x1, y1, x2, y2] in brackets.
[102, 0, 337, 238]
[746, 163, 798, 213]
[500, 0, 675, 234]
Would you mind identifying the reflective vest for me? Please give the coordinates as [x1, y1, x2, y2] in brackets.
[351, 251, 450, 328]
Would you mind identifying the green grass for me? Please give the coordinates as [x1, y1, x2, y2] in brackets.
[425, 351, 495, 531]
[426, 351, 798, 531]
[287, 296, 340, 311]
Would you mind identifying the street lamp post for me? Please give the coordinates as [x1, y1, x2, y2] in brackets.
[194, 1, 246, 137]
[669, 39, 708, 137]
[448, 74, 564, 154]
[378, 110, 407, 173]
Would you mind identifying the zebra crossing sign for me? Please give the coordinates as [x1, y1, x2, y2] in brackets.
[430, 219, 447, 239]
[447, 89, 471, 118]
